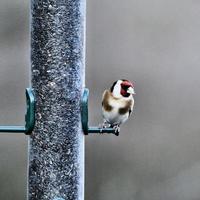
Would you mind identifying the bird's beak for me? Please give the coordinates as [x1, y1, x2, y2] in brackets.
[127, 87, 136, 95]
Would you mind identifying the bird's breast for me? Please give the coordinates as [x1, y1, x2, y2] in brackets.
[102, 99, 130, 124]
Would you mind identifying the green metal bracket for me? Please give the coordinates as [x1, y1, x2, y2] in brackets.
[81, 88, 119, 136]
[0, 88, 35, 135]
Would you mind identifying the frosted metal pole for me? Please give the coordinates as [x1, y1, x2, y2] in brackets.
[29, 0, 85, 199]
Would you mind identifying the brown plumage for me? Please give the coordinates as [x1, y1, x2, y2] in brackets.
[118, 100, 132, 115]
[102, 90, 113, 112]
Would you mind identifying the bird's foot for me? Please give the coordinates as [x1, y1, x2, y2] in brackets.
[103, 121, 111, 128]
[98, 123, 104, 134]
[113, 125, 120, 136]
[98, 121, 111, 134]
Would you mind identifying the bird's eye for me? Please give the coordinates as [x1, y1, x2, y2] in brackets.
[121, 85, 128, 90]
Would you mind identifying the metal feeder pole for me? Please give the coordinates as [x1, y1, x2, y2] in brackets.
[29, 0, 85, 199]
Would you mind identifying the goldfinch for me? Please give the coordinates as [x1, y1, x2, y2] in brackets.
[101, 79, 135, 135]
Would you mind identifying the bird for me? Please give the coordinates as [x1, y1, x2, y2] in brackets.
[101, 79, 135, 135]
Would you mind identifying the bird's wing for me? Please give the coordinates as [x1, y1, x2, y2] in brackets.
[128, 99, 134, 116]
[102, 90, 107, 105]
[129, 109, 132, 116]
[102, 90, 113, 111]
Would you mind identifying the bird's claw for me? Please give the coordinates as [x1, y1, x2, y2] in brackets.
[113, 125, 120, 136]
[98, 121, 120, 136]
[98, 121, 111, 134]
[98, 123, 105, 134]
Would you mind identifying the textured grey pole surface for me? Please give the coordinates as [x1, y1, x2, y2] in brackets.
[29, 0, 85, 199]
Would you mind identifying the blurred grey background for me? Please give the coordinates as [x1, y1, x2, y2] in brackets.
[1, 0, 200, 199]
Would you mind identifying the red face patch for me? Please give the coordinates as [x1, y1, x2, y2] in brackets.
[120, 80, 134, 97]
[121, 80, 134, 88]
[120, 88, 128, 97]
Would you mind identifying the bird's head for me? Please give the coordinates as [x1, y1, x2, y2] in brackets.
[110, 79, 135, 98]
